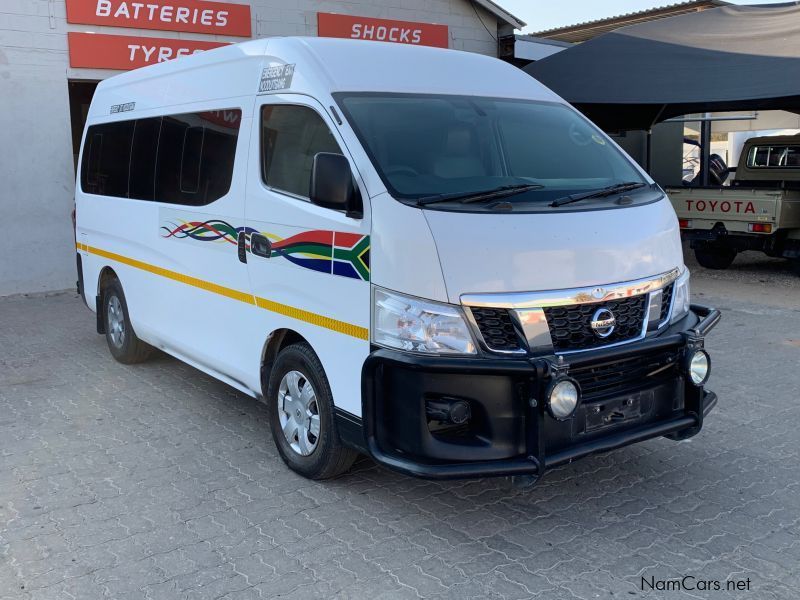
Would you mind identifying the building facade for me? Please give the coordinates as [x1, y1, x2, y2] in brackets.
[0, 0, 523, 296]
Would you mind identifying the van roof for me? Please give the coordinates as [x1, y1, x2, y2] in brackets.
[90, 37, 560, 119]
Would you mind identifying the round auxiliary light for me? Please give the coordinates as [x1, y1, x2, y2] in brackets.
[546, 378, 581, 420]
[448, 400, 472, 425]
[687, 349, 711, 386]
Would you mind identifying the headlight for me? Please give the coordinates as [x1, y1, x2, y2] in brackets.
[670, 268, 691, 324]
[372, 288, 477, 355]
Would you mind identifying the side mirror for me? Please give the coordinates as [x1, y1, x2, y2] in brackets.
[310, 152, 362, 218]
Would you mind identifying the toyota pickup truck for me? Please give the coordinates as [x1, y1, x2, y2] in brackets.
[667, 135, 800, 273]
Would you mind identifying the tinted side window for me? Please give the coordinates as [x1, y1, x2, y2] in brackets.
[747, 145, 800, 168]
[155, 110, 241, 205]
[80, 121, 135, 197]
[261, 105, 342, 198]
[80, 109, 241, 204]
[129, 117, 161, 201]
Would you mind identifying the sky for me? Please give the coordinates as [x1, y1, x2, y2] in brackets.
[498, 0, 777, 33]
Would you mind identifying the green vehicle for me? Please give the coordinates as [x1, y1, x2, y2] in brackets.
[667, 135, 800, 273]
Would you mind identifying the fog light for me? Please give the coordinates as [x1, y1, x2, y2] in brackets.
[546, 378, 580, 420]
[426, 398, 471, 425]
[686, 349, 710, 386]
[449, 400, 471, 425]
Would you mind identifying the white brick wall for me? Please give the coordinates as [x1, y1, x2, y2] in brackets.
[0, 0, 505, 295]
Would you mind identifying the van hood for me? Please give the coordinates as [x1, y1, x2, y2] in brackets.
[422, 197, 683, 303]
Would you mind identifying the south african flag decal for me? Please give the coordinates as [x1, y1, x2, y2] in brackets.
[269, 230, 370, 281]
[332, 232, 370, 281]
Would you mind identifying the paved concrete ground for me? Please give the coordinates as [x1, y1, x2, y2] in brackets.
[1, 249, 799, 600]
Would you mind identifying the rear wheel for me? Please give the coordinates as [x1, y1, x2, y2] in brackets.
[694, 245, 736, 270]
[790, 258, 800, 276]
[102, 279, 153, 364]
[267, 342, 357, 479]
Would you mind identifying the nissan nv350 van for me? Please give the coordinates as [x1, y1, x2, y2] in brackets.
[74, 37, 720, 482]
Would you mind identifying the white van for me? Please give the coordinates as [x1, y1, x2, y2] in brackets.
[75, 37, 720, 482]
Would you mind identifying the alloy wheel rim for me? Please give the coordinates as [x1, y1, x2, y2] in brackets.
[277, 370, 320, 456]
[107, 295, 125, 348]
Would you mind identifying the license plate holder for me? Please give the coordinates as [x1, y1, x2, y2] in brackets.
[584, 390, 652, 433]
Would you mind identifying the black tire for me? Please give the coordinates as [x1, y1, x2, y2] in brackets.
[694, 246, 736, 270]
[102, 278, 153, 364]
[790, 258, 800, 277]
[267, 342, 357, 479]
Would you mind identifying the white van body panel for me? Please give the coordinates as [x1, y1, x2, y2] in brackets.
[369, 193, 449, 302]
[423, 198, 683, 302]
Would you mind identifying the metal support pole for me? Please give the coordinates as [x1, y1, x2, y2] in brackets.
[645, 105, 666, 177]
[700, 114, 712, 187]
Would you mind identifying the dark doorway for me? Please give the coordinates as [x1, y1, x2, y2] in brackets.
[68, 80, 99, 173]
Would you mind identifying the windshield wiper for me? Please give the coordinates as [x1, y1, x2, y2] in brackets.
[417, 183, 544, 207]
[549, 182, 648, 207]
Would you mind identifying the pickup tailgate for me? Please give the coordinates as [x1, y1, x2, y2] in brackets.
[666, 188, 780, 225]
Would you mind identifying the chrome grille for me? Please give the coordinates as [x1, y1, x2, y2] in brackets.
[543, 295, 648, 352]
[462, 270, 681, 355]
[470, 307, 522, 352]
[659, 283, 674, 324]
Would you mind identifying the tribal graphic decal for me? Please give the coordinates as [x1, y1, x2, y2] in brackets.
[160, 219, 370, 281]
[160, 220, 256, 244]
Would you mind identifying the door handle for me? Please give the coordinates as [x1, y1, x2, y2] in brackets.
[237, 231, 247, 263]
[250, 233, 272, 258]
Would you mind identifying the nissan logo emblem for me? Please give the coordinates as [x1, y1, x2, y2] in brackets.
[590, 307, 616, 338]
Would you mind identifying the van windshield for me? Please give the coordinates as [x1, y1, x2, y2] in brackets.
[336, 93, 647, 207]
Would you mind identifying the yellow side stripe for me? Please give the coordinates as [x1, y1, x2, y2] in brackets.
[254, 297, 369, 340]
[79, 243, 369, 341]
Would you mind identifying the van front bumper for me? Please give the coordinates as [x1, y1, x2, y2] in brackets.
[357, 304, 720, 480]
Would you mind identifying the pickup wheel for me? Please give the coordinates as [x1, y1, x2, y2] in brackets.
[694, 246, 737, 270]
[790, 258, 800, 277]
[267, 342, 357, 480]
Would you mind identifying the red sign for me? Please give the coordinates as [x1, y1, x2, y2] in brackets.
[66, 0, 251, 37]
[317, 12, 448, 49]
[68, 32, 227, 70]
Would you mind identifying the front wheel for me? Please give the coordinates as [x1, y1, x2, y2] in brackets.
[267, 343, 357, 479]
[694, 245, 736, 270]
[790, 258, 800, 276]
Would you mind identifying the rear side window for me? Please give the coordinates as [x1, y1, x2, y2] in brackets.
[129, 117, 161, 201]
[80, 121, 135, 198]
[80, 109, 241, 205]
[747, 144, 800, 168]
[261, 105, 342, 198]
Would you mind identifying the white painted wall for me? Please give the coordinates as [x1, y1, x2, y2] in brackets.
[0, 0, 506, 296]
[0, 18, 76, 295]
